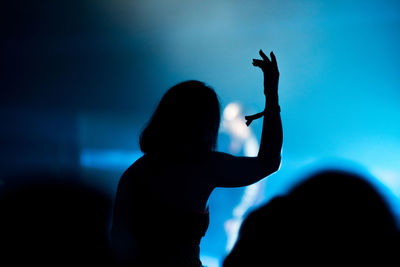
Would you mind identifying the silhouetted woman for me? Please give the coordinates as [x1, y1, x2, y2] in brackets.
[111, 50, 283, 266]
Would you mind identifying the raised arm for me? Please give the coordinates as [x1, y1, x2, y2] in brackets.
[253, 50, 282, 167]
[212, 50, 283, 187]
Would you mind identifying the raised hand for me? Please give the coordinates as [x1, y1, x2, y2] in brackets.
[252, 50, 279, 95]
[246, 50, 281, 126]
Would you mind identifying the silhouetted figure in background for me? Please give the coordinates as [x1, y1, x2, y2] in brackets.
[111, 50, 283, 266]
[223, 169, 400, 266]
[0, 172, 113, 266]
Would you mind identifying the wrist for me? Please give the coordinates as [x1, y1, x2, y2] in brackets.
[265, 94, 279, 111]
[265, 104, 281, 113]
[265, 92, 278, 103]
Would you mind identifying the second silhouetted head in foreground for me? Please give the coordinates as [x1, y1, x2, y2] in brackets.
[224, 169, 399, 266]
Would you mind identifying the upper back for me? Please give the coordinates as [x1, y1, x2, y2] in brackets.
[120, 153, 215, 213]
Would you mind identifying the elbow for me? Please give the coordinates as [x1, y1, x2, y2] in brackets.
[257, 154, 281, 176]
[270, 155, 281, 173]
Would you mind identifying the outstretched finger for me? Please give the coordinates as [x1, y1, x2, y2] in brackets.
[259, 49, 271, 63]
[270, 51, 278, 68]
[252, 59, 264, 68]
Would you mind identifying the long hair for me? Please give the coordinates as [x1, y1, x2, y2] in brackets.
[139, 80, 221, 154]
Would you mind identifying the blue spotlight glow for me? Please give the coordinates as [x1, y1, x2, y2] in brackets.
[80, 149, 143, 170]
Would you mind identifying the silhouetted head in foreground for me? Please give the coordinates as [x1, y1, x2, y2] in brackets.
[140, 80, 220, 154]
[0, 172, 113, 266]
[224, 169, 399, 266]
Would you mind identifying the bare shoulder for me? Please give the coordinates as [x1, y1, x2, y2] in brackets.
[119, 155, 149, 184]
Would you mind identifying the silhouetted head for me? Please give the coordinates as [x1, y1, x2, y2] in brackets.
[140, 80, 220, 154]
[287, 169, 397, 234]
[224, 169, 399, 266]
[0, 171, 113, 265]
